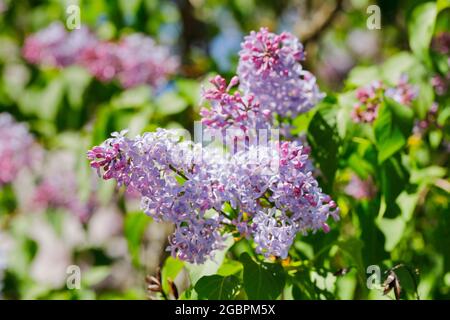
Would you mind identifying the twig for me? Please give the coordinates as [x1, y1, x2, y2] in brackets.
[296, 0, 344, 44]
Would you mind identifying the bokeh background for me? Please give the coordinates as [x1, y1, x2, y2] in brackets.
[0, 0, 449, 300]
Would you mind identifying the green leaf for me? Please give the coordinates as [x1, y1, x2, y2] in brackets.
[111, 86, 151, 109]
[380, 53, 417, 84]
[307, 105, 340, 190]
[217, 260, 243, 276]
[124, 211, 151, 267]
[82, 266, 110, 287]
[437, 0, 450, 13]
[240, 253, 285, 300]
[336, 238, 367, 291]
[176, 79, 201, 106]
[374, 106, 404, 162]
[379, 155, 409, 218]
[195, 275, 241, 300]
[40, 79, 65, 121]
[63, 66, 92, 110]
[156, 90, 189, 115]
[185, 236, 234, 285]
[291, 270, 335, 300]
[408, 2, 437, 66]
[161, 256, 185, 293]
[357, 202, 388, 266]
[346, 66, 380, 87]
[373, 98, 413, 163]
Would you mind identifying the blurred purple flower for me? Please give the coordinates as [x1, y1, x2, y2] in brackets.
[79, 41, 121, 82]
[116, 34, 179, 89]
[344, 174, 377, 200]
[352, 75, 418, 124]
[385, 74, 418, 105]
[23, 22, 97, 68]
[0, 113, 41, 186]
[32, 152, 96, 222]
[431, 32, 450, 55]
[23, 24, 178, 89]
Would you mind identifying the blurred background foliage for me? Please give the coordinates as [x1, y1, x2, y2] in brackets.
[0, 0, 449, 300]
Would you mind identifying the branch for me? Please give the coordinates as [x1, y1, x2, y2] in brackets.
[296, 0, 344, 44]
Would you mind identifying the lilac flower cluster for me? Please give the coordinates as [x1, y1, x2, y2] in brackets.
[413, 103, 442, 136]
[431, 32, 450, 56]
[237, 28, 323, 120]
[351, 75, 418, 124]
[23, 22, 178, 89]
[430, 32, 450, 97]
[23, 22, 96, 68]
[344, 174, 377, 200]
[32, 152, 96, 222]
[0, 113, 41, 186]
[201, 28, 323, 143]
[88, 130, 338, 262]
[200, 75, 271, 146]
[88, 29, 339, 263]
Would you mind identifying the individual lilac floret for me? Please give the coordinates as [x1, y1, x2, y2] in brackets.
[23, 22, 96, 68]
[237, 27, 323, 119]
[0, 113, 41, 186]
[252, 208, 296, 259]
[116, 34, 179, 89]
[344, 174, 377, 200]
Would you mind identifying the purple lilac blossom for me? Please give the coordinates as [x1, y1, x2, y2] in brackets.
[116, 34, 179, 89]
[351, 80, 384, 124]
[431, 32, 450, 55]
[200, 75, 271, 148]
[351, 76, 418, 124]
[385, 74, 418, 105]
[23, 22, 96, 68]
[344, 174, 377, 200]
[413, 103, 441, 135]
[88, 131, 338, 263]
[237, 27, 323, 120]
[23, 24, 178, 89]
[252, 208, 297, 259]
[79, 41, 121, 82]
[87, 129, 227, 262]
[431, 74, 449, 96]
[87, 29, 339, 263]
[0, 113, 41, 186]
[32, 152, 95, 222]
